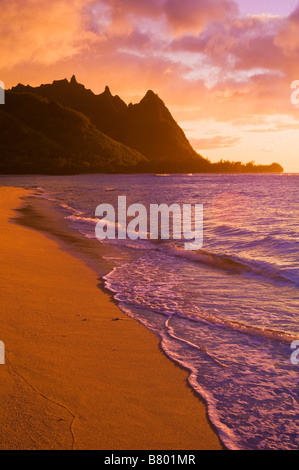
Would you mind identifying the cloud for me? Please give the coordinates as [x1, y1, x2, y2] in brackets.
[233, 115, 299, 133]
[191, 135, 240, 150]
[1, 0, 299, 127]
[171, 14, 286, 73]
[275, 5, 299, 55]
[88, 0, 238, 36]
[163, 0, 238, 35]
[0, 0, 96, 68]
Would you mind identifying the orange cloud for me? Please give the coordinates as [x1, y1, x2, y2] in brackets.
[0, 0, 97, 68]
[191, 135, 240, 150]
[275, 6, 299, 55]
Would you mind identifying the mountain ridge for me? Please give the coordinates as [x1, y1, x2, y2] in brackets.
[1, 76, 284, 174]
[0, 91, 147, 174]
[11, 76, 204, 172]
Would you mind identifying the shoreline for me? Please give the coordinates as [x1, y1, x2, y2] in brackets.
[0, 187, 222, 450]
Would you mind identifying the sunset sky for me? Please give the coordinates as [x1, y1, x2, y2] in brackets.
[1, 0, 299, 171]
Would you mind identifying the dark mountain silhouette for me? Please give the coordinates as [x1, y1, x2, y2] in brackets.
[2, 76, 283, 174]
[0, 91, 146, 174]
[118, 90, 207, 172]
[12, 76, 208, 172]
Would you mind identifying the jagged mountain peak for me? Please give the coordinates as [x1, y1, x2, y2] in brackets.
[145, 89, 157, 98]
[141, 89, 162, 104]
[70, 75, 78, 85]
[9, 77, 205, 170]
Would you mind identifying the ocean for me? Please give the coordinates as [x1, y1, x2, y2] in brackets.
[1, 173, 298, 450]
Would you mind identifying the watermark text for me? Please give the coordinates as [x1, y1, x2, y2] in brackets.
[291, 80, 299, 105]
[0, 341, 5, 365]
[291, 341, 299, 365]
[95, 196, 203, 251]
[0, 81, 4, 104]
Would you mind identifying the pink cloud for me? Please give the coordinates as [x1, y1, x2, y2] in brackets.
[163, 0, 238, 34]
[87, 0, 239, 36]
[275, 5, 299, 55]
[171, 14, 285, 72]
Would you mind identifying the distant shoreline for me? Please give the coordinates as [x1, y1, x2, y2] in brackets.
[0, 170, 285, 177]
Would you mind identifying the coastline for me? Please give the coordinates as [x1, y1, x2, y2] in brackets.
[0, 187, 222, 450]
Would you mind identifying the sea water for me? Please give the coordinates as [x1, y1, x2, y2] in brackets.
[1, 173, 298, 450]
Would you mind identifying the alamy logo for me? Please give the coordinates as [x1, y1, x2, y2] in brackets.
[291, 81, 299, 105]
[0, 81, 5, 104]
[291, 341, 299, 365]
[95, 196, 203, 250]
[0, 341, 5, 365]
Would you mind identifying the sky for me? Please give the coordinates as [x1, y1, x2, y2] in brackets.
[236, 0, 297, 16]
[0, 0, 299, 172]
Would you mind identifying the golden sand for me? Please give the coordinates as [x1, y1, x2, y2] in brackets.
[0, 187, 222, 450]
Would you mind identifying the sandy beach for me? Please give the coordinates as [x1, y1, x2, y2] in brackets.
[0, 187, 222, 450]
